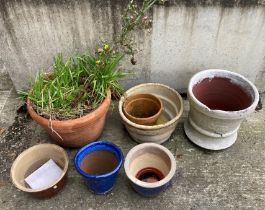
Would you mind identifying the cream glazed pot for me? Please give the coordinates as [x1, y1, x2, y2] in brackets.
[119, 83, 183, 144]
[184, 69, 259, 150]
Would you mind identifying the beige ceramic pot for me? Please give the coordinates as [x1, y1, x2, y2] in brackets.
[27, 90, 111, 148]
[119, 83, 183, 144]
[123, 94, 163, 126]
[10, 144, 69, 198]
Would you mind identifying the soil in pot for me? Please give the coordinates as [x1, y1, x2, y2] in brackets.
[80, 150, 118, 175]
[192, 77, 253, 111]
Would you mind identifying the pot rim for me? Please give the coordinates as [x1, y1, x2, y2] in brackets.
[123, 93, 163, 124]
[26, 89, 111, 128]
[119, 83, 184, 130]
[124, 143, 176, 188]
[10, 144, 69, 193]
[74, 140, 124, 179]
[188, 69, 259, 118]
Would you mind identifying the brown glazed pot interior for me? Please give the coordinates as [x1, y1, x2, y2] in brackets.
[192, 77, 253, 111]
[123, 94, 163, 125]
[80, 150, 118, 175]
[11, 144, 68, 198]
[136, 167, 165, 183]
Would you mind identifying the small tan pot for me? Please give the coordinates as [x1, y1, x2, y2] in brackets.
[27, 90, 111, 148]
[10, 144, 69, 198]
[123, 94, 163, 126]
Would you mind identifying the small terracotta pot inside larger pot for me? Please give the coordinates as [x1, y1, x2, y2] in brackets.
[123, 94, 163, 126]
[27, 90, 111, 148]
[10, 144, 69, 198]
[124, 143, 176, 197]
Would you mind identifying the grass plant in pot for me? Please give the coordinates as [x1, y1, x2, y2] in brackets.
[20, 0, 167, 147]
[21, 45, 127, 148]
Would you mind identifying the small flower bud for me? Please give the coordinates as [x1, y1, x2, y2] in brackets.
[103, 44, 109, 51]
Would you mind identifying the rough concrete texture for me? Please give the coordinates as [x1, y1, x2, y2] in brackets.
[150, 6, 265, 92]
[0, 72, 22, 129]
[1, 0, 265, 92]
[0, 90, 265, 210]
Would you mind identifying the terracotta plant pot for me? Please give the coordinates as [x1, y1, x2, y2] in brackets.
[74, 141, 123, 194]
[123, 94, 163, 126]
[119, 83, 183, 144]
[10, 144, 69, 198]
[184, 69, 259, 150]
[27, 90, 111, 148]
[124, 143, 176, 197]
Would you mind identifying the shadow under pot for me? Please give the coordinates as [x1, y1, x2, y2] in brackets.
[124, 143, 176, 197]
[123, 94, 163, 126]
[10, 144, 69, 198]
[184, 69, 259, 150]
[74, 141, 123, 194]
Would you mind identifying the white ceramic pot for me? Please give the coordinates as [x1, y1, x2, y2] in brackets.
[184, 69, 259, 150]
[119, 83, 183, 144]
[124, 143, 176, 197]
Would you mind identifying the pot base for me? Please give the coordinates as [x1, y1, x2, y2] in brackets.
[85, 183, 113, 195]
[184, 120, 237, 150]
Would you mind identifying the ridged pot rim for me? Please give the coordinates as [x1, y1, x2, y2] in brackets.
[188, 69, 259, 118]
[10, 144, 69, 193]
[119, 83, 183, 130]
[74, 140, 124, 179]
[26, 90, 111, 128]
[124, 143, 176, 188]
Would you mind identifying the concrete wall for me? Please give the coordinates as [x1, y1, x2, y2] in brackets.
[1, 0, 265, 92]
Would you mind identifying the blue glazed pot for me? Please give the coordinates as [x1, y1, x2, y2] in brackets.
[74, 141, 123, 194]
[130, 181, 171, 197]
[124, 143, 176, 197]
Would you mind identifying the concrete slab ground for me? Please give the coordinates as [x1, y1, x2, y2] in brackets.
[0, 89, 265, 210]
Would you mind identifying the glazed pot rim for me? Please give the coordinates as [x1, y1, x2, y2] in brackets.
[123, 93, 163, 123]
[10, 143, 69, 193]
[124, 143, 176, 188]
[119, 83, 184, 130]
[188, 69, 259, 117]
[74, 140, 124, 179]
[26, 89, 111, 127]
